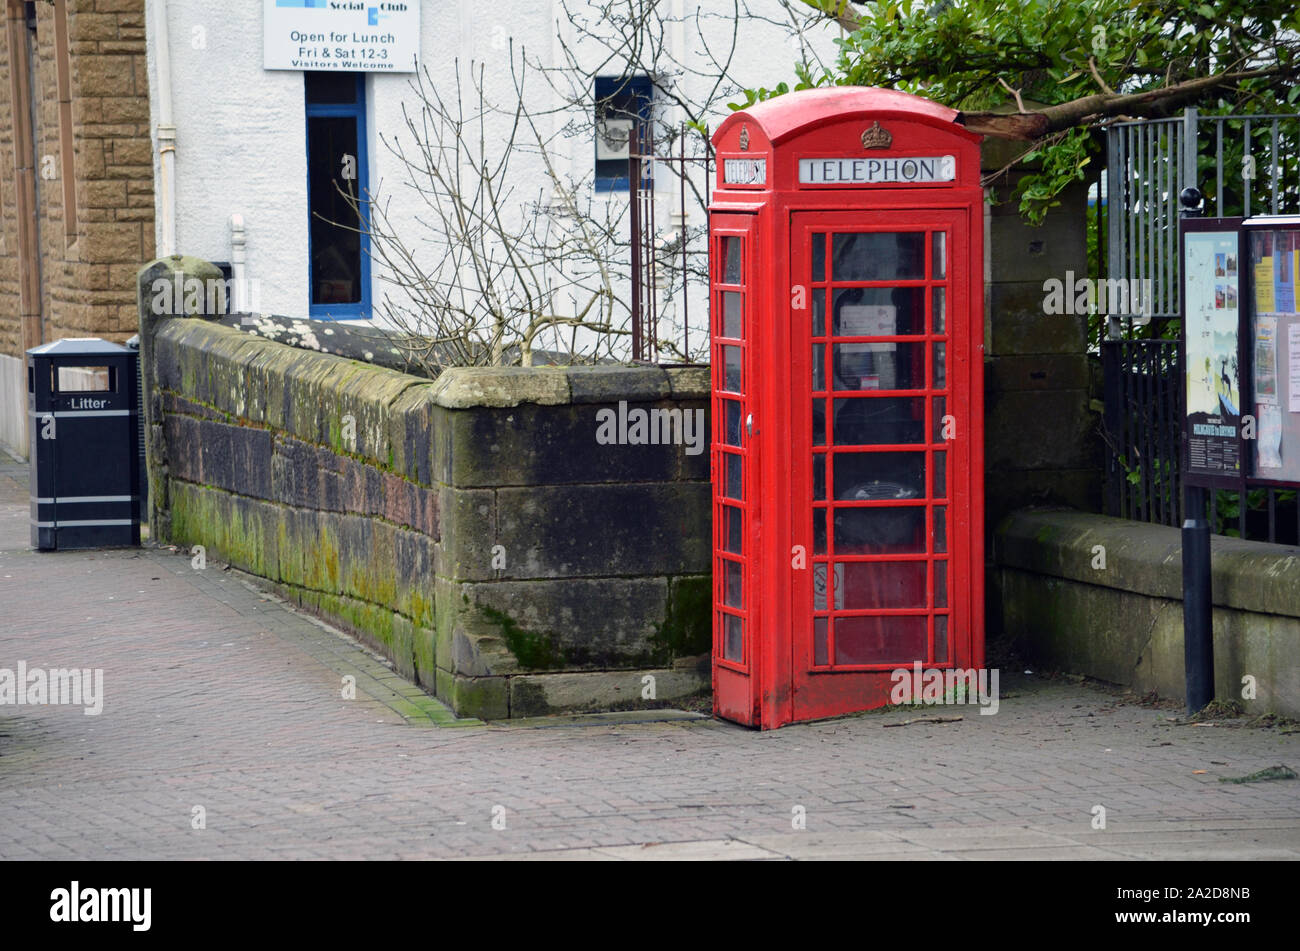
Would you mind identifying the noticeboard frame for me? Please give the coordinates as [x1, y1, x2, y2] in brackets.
[1182, 214, 1300, 495]
[1180, 216, 1247, 492]
[1240, 215, 1300, 489]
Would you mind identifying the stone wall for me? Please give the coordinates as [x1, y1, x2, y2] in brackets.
[997, 508, 1300, 717]
[139, 264, 710, 720]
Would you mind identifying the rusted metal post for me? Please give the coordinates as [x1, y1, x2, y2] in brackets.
[629, 139, 642, 362]
[681, 129, 689, 359]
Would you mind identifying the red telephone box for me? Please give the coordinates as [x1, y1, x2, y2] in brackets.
[709, 87, 985, 728]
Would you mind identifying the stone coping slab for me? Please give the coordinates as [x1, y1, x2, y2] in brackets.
[159, 319, 709, 413]
[998, 507, 1300, 618]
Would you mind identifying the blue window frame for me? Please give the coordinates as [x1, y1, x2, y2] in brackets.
[305, 72, 371, 320]
[595, 75, 652, 192]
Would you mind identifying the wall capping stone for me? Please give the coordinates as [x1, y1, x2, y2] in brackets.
[997, 508, 1300, 618]
[430, 364, 709, 408]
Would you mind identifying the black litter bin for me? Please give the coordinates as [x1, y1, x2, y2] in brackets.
[27, 338, 141, 550]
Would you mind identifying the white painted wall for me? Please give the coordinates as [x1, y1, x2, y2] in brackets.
[145, 0, 838, 359]
[146, 0, 312, 318]
[0, 355, 28, 458]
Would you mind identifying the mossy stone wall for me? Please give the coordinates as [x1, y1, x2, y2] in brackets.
[997, 508, 1300, 716]
[139, 258, 710, 718]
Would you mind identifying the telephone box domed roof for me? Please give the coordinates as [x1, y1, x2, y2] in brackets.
[714, 86, 973, 147]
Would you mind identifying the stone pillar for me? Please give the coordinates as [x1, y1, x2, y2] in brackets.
[135, 254, 224, 539]
[982, 140, 1102, 528]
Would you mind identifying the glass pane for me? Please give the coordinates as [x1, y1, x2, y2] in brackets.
[832, 287, 924, 336]
[934, 560, 948, 608]
[812, 288, 825, 336]
[933, 396, 947, 442]
[308, 115, 363, 305]
[931, 231, 946, 280]
[722, 236, 742, 284]
[840, 560, 927, 609]
[832, 397, 925, 446]
[813, 508, 827, 555]
[813, 401, 826, 446]
[724, 613, 743, 662]
[812, 232, 825, 282]
[934, 614, 948, 663]
[813, 453, 826, 501]
[723, 400, 742, 446]
[813, 617, 828, 666]
[724, 559, 743, 608]
[722, 504, 743, 554]
[834, 615, 927, 666]
[832, 232, 924, 281]
[934, 506, 947, 553]
[722, 292, 741, 338]
[933, 342, 946, 389]
[813, 562, 839, 611]
[832, 343, 924, 391]
[724, 453, 743, 500]
[723, 346, 742, 392]
[933, 450, 946, 499]
[812, 344, 825, 391]
[833, 451, 925, 500]
[306, 72, 359, 105]
[931, 286, 946, 334]
[834, 506, 925, 554]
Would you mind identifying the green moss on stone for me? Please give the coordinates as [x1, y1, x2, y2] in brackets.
[652, 575, 711, 661]
[480, 604, 567, 669]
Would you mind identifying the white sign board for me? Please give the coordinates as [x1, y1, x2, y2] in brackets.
[723, 158, 767, 185]
[264, 1, 419, 72]
[799, 155, 955, 185]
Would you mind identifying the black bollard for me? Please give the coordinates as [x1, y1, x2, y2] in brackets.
[1182, 486, 1214, 714]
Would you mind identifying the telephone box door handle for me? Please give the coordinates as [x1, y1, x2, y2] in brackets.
[746, 414, 754, 437]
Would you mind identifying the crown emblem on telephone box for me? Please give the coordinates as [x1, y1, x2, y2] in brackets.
[861, 121, 892, 150]
[738, 124, 750, 151]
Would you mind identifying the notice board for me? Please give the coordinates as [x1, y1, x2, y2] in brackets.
[1245, 218, 1300, 483]
[1182, 222, 1244, 483]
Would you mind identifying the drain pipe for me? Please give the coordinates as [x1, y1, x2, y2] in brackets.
[152, 0, 177, 257]
[7, 0, 42, 351]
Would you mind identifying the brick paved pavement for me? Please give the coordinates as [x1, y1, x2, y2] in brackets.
[1, 455, 1297, 860]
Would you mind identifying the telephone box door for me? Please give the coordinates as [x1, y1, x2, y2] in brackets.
[789, 209, 978, 722]
[711, 213, 761, 726]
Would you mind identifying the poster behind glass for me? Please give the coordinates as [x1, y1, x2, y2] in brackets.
[1184, 230, 1242, 478]
[1248, 225, 1300, 482]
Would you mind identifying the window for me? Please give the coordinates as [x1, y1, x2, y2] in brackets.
[305, 72, 370, 319]
[594, 75, 652, 192]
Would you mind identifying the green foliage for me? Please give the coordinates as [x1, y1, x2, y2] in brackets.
[739, 0, 1300, 224]
[1211, 487, 1297, 536]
